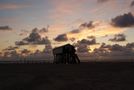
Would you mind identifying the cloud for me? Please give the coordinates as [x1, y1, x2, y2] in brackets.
[87, 36, 96, 39]
[109, 34, 126, 42]
[0, 26, 12, 31]
[130, 1, 134, 7]
[54, 20, 124, 43]
[2, 46, 19, 57]
[3, 46, 18, 51]
[0, 3, 30, 10]
[77, 37, 97, 45]
[33, 27, 49, 33]
[19, 26, 48, 37]
[74, 37, 98, 53]
[97, 0, 109, 3]
[110, 44, 125, 51]
[111, 12, 134, 27]
[67, 21, 124, 41]
[93, 42, 134, 57]
[77, 44, 89, 53]
[43, 44, 53, 54]
[79, 21, 95, 29]
[54, 34, 68, 42]
[15, 41, 28, 45]
[20, 49, 31, 56]
[70, 29, 80, 34]
[68, 21, 96, 35]
[19, 29, 29, 36]
[39, 27, 48, 33]
[3, 50, 18, 57]
[16, 28, 50, 45]
[126, 42, 134, 48]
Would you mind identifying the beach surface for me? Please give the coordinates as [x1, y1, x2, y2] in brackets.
[0, 62, 134, 90]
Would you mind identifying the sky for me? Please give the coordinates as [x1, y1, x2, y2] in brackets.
[0, 0, 134, 58]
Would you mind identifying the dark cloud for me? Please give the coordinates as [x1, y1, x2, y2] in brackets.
[54, 34, 68, 42]
[39, 27, 48, 33]
[73, 38, 97, 53]
[93, 42, 134, 57]
[74, 37, 97, 53]
[87, 36, 96, 39]
[16, 28, 50, 45]
[38, 25, 49, 33]
[109, 44, 124, 51]
[69, 22, 94, 34]
[3, 50, 18, 57]
[79, 21, 95, 29]
[111, 12, 134, 27]
[15, 41, 28, 45]
[40, 37, 51, 44]
[130, 1, 134, 7]
[77, 44, 89, 53]
[24, 28, 41, 42]
[2, 46, 19, 57]
[97, 0, 108, 3]
[43, 44, 53, 54]
[109, 34, 126, 42]
[0, 26, 12, 31]
[30, 27, 46, 33]
[70, 29, 80, 34]
[78, 39, 96, 45]
[21, 49, 31, 54]
[20, 27, 48, 36]
[126, 42, 134, 48]
[77, 37, 97, 45]
[3, 46, 18, 51]
[70, 38, 76, 42]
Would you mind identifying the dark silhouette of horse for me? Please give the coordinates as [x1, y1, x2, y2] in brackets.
[53, 44, 80, 64]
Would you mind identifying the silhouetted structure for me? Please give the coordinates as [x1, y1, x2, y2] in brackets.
[53, 44, 80, 64]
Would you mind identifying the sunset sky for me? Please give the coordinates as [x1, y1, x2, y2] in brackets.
[0, 0, 134, 53]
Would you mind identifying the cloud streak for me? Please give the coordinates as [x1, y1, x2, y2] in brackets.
[0, 26, 12, 31]
[0, 3, 30, 10]
[97, 0, 109, 3]
[49, 0, 88, 19]
[77, 38, 97, 45]
[109, 34, 126, 42]
[79, 21, 95, 29]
